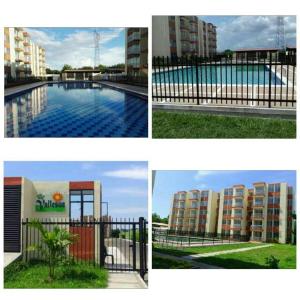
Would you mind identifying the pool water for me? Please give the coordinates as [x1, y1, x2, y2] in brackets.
[153, 65, 283, 85]
[5, 82, 148, 137]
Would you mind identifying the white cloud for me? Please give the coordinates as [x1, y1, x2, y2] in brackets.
[216, 16, 296, 51]
[80, 162, 95, 171]
[103, 166, 148, 180]
[194, 171, 217, 180]
[26, 28, 125, 69]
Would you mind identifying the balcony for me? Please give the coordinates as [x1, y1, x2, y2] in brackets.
[127, 45, 140, 55]
[251, 225, 263, 231]
[232, 214, 243, 219]
[15, 34, 23, 41]
[252, 213, 264, 219]
[128, 32, 140, 43]
[232, 202, 243, 208]
[15, 56, 24, 62]
[231, 225, 242, 230]
[15, 46, 24, 52]
[253, 201, 264, 208]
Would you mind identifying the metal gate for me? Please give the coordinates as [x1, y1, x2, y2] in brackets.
[21, 217, 148, 279]
[100, 217, 148, 278]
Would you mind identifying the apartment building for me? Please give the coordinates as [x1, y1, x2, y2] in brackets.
[168, 182, 294, 244]
[152, 16, 217, 57]
[4, 27, 46, 80]
[168, 189, 219, 234]
[217, 185, 249, 238]
[125, 28, 148, 76]
[250, 182, 293, 244]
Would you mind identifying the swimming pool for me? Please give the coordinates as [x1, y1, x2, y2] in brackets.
[153, 65, 283, 85]
[5, 82, 148, 137]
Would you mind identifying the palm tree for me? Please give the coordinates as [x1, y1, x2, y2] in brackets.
[28, 219, 78, 281]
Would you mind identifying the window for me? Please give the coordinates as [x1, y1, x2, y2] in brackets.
[178, 201, 185, 208]
[235, 189, 244, 196]
[255, 186, 265, 195]
[191, 201, 198, 208]
[233, 219, 241, 225]
[224, 188, 233, 196]
[70, 190, 94, 221]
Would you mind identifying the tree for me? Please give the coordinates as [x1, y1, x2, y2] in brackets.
[27, 219, 78, 281]
[224, 49, 234, 59]
[111, 228, 120, 238]
[97, 64, 107, 73]
[152, 213, 168, 224]
[79, 66, 93, 70]
[61, 64, 73, 72]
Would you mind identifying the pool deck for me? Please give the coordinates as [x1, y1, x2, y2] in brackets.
[98, 81, 148, 99]
[5, 81, 48, 97]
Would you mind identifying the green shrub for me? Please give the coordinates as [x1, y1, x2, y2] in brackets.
[265, 255, 280, 268]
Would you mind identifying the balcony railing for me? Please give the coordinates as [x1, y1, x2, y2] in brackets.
[128, 32, 140, 43]
[251, 225, 263, 231]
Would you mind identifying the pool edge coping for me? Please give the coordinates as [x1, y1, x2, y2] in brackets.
[153, 103, 296, 119]
[97, 81, 148, 100]
[5, 81, 149, 101]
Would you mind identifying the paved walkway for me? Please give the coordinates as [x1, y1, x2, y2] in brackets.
[98, 81, 148, 98]
[182, 244, 273, 259]
[4, 252, 21, 267]
[107, 272, 147, 289]
[5, 82, 47, 97]
[153, 251, 222, 269]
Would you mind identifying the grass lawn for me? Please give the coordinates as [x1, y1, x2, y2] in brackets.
[152, 255, 193, 269]
[153, 242, 258, 257]
[4, 260, 108, 288]
[152, 111, 296, 138]
[194, 244, 296, 269]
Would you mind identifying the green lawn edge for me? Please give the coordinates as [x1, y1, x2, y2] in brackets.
[152, 111, 296, 138]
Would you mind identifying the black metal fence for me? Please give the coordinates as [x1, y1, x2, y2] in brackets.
[102, 74, 148, 87]
[153, 228, 248, 248]
[152, 50, 296, 108]
[21, 217, 148, 279]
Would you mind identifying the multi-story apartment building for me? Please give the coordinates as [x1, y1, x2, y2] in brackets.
[125, 28, 148, 76]
[152, 16, 217, 57]
[168, 182, 294, 244]
[251, 182, 293, 244]
[4, 27, 46, 81]
[217, 184, 249, 238]
[169, 189, 218, 234]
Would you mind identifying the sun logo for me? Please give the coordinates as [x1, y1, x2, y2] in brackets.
[52, 192, 64, 202]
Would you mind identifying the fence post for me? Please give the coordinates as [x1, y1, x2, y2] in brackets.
[25, 218, 28, 262]
[139, 217, 145, 279]
[268, 51, 272, 108]
[195, 56, 200, 105]
[132, 223, 137, 271]
[99, 220, 105, 267]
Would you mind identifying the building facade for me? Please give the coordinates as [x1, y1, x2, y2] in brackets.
[169, 182, 294, 244]
[152, 16, 217, 57]
[4, 177, 102, 253]
[168, 190, 219, 234]
[4, 27, 46, 80]
[125, 27, 148, 76]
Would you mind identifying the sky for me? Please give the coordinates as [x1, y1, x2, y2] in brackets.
[4, 161, 148, 220]
[26, 27, 125, 70]
[199, 16, 296, 51]
[152, 170, 296, 218]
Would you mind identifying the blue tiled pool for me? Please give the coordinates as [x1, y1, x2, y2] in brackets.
[153, 65, 284, 85]
[5, 82, 148, 137]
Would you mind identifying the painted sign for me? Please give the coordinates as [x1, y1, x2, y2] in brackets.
[35, 192, 66, 212]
